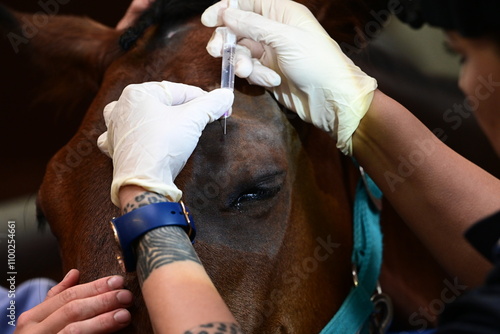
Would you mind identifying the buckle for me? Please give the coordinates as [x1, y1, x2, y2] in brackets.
[179, 200, 194, 239]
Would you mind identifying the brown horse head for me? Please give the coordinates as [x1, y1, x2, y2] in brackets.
[2, 0, 449, 332]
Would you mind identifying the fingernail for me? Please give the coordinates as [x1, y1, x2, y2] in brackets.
[113, 309, 131, 324]
[63, 270, 72, 280]
[116, 290, 133, 304]
[63, 269, 76, 280]
[107, 276, 123, 290]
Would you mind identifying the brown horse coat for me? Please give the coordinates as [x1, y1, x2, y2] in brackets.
[2, 0, 452, 332]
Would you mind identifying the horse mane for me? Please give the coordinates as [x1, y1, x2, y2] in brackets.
[119, 0, 390, 52]
[119, 0, 217, 51]
[0, 4, 19, 34]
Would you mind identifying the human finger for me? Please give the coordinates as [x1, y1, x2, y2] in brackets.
[121, 81, 207, 107]
[154, 81, 207, 106]
[233, 45, 254, 78]
[28, 275, 127, 323]
[97, 131, 111, 157]
[202, 0, 310, 27]
[201, 0, 228, 27]
[59, 309, 131, 334]
[42, 289, 133, 333]
[45, 269, 80, 300]
[246, 59, 281, 87]
[102, 101, 118, 126]
[176, 88, 234, 126]
[205, 29, 261, 79]
[205, 27, 226, 58]
[221, 8, 293, 48]
[116, 0, 156, 30]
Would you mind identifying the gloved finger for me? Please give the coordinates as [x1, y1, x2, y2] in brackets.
[238, 37, 264, 60]
[153, 81, 207, 106]
[206, 27, 226, 58]
[229, 0, 320, 28]
[202, 0, 304, 27]
[234, 45, 253, 78]
[174, 88, 234, 130]
[102, 101, 118, 127]
[221, 8, 292, 49]
[246, 58, 281, 87]
[204, 6, 289, 53]
[201, 0, 228, 27]
[97, 132, 111, 157]
[206, 30, 254, 79]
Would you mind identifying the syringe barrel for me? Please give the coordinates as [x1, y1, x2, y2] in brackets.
[220, 28, 236, 91]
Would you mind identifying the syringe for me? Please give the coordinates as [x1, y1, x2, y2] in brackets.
[220, 0, 238, 135]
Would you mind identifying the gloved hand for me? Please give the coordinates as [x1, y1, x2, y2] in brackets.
[97, 81, 234, 207]
[201, 0, 377, 155]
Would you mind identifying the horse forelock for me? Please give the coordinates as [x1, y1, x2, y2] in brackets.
[119, 0, 217, 51]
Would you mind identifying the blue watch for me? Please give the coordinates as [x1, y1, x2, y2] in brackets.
[110, 201, 196, 272]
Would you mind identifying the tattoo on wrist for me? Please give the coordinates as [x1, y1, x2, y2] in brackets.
[184, 322, 243, 334]
[136, 226, 201, 285]
[122, 191, 167, 214]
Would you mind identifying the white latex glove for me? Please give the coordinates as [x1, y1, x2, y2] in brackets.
[97, 81, 234, 207]
[201, 0, 377, 155]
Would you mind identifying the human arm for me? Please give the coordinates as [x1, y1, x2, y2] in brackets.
[201, 0, 500, 285]
[97, 81, 241, 333]
[353, 90, 499, 285]
[119, 186, 241, 334]
[14, 269, 132, 334]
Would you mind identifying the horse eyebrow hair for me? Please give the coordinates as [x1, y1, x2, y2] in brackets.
[119, 0, 217, 51]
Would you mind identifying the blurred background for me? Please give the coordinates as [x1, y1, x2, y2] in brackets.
[0, 1, 130, 285]
[1, 1, 499, 286]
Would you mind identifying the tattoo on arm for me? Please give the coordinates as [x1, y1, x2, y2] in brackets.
[121, 191, 166, 214]
[121, 192, 241, 331]
[184, 322, 243, 334]
[136, 225, 202, 285]
[120, 191, 201, 285]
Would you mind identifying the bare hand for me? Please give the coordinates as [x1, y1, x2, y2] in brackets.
[116, 0, 156, 30]
[14, 269, 133, 334]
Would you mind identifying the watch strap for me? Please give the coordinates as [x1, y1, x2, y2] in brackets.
[111, 201, 196, 272]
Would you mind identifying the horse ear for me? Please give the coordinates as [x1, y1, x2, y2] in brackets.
[0, 4, 123, 110]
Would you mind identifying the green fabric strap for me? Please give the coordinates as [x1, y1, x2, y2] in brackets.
[320, 172, 383, 334]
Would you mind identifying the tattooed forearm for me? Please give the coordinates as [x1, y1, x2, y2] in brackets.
[136, 225, 202, 285]
[184, 322, 243, 334]
[121, 191, 167, 214]
[121, 191, 201, 285]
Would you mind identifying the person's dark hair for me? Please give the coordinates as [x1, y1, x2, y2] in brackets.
[395, 0, 500, 43]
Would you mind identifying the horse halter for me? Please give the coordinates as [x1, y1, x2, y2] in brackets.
[320, 164, 393, 334]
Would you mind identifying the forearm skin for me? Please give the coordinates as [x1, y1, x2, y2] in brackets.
[353, 90, 500, 286]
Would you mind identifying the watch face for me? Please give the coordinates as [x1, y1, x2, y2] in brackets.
[110, 221, 126, 273]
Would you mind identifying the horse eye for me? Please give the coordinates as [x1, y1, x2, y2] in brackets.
[226, 170, 286, 211]
[232, 186, 282, 209]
